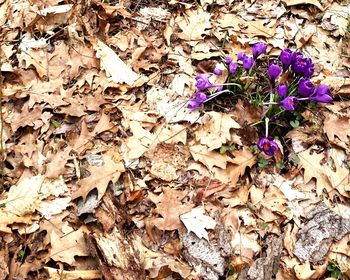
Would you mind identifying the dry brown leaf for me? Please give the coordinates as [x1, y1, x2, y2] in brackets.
[175, 9, 211, 40]
[195, 111, 241, 151]
[212, 148, 256, 186]
[189, 144, 232, 170]
[6, 104, 43, 133]
[298, 147, 349, 196]
[72, 153, 125, 200]
[324, 113, 350, 144]
[148, 187, 193, 231]
[283, 0, 324, 11]
[49, 226, 89, 265]
[91, 38, 139, 85]
[218, 14, 276, 37]
[45, 146, 72, 179]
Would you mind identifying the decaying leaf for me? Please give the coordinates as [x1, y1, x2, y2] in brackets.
[148, 188, 193, 231]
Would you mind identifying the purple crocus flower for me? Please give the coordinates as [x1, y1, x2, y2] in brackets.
[252, 42, 267, 59]
[268, 61, 281, 84]
[303, 58, 314, 78]
[257, 137, 279, 156]
[229, 62, 238, 74]
[213, 68, 222, 75]
[279, 48, 294, 70]
[298, 78, 315, 97]
[279, 96, 298, 111]
[242, 55, 254, 70]
[195, 74, 212, 91]
[225, 56, 233, 64]
[237, 52, 245, 61]
[187, 92, 208, 110]
[292, 56, 309, 76]
[308, 84, 333, 103]
[277, 84, 288, 98]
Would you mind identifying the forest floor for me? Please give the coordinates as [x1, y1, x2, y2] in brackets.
[1, 0, 350, 279]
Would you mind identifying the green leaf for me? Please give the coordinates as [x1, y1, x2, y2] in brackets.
[290, 155, 300, 165]
[251, 145, 259, 154]
[327, 260, 341, 279]
[290, 120, 299, 128]
[307, 101, 316, 109]
[220, 145, 235, 154]
[51, 120, 61, 128]
[258, 158, 268, 168]
[276, 162, 285, 169]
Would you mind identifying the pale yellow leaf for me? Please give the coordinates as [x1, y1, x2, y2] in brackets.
[92, 38, 139, 85]
[176, 9, 211, 40]
[50, 226, 89, 265]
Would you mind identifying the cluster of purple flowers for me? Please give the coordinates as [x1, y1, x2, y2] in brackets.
[187, 43, 268, 110]
[187, 43, 334, 158]
[272, 49, 332, 112]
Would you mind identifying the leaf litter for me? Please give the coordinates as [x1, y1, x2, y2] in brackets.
[0, 0, 350, 279]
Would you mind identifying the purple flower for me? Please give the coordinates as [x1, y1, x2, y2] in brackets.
[237, 52, 245, 61]
[298, 78, 315, 97]
[225, 56, 233, 64]
[303, 58, 314, 78]
[279, 96, 298, 111]
[268, 61, 281, 84]
[242, 55, 254, 70]
[257, 137, 279, 156]
[277, 84, 288, 98]
[213, 68, 222, 75]
[309, 84, 333, 103]
[229, 62, 238, 74]
[292, 56, 314, 78]
[279, 48, 294, 70]
[252, 42, 267, 59]
[292, 57, 306, 75]
[187, 92, 208, 110]
[195, 74, 212, 91]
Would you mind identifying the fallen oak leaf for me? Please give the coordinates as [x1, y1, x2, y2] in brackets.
[180, 207, 216, 241]
[148, 188, 193, 231]
[72, 153, 125, 201]
[195, 111, 241, 151]
[175, 9, 211, 41]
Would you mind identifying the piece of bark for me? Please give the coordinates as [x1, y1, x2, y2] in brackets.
[181, 232, 230, 280]
[84, 190, 145, 280]
[294, 202, 350, 264]
[238, 235, 283, 280]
